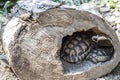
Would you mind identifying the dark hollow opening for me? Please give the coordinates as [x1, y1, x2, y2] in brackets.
[60, 29, 114, 74]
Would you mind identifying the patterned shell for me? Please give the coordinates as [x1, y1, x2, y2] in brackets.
[60, 33, 91, 63]
[86, 48, 112, 63]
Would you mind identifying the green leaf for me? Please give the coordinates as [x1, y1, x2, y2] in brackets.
[52, 0, 61, 2]
[0, 13, 5, 22]
[3, 1, 14, 10]
[65, 0, 74, 6]
[73, 0, 81, 6]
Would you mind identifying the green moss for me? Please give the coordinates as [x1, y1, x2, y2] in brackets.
[107, 0, 116, 9]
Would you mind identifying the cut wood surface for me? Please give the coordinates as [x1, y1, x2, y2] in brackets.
[2, 8, 120, 80]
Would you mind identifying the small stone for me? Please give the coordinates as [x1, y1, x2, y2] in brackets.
[105, 16, 115, 23]
[115, 24, 120, 32]
[96, 78, 106, 80]
[115, 17, 120, 24]
[113, 11, 120, 17]
[115, 24, 120, 37]
[97, 4, 105, 8]
[78, 3, 95, 10]
[111, 22, 116, 26]
[116, 3, 120, 8]
[104, 12, 112, 17]
[112, 26, 117, 31]
[114, 0, 118, 2]
[100, 7, 110, 13]
[116, 24, 120, 29]
[0, 55, 7, 60]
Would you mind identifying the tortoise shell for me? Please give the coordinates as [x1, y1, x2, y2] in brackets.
[86, 47, 113, 63]
[87, 35, 114, 64]
[60, 33, 91, 63]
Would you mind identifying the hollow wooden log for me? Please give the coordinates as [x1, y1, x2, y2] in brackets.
[2, 8, 120, 80]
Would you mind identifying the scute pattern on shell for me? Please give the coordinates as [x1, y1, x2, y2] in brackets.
[86, 35, 114, 64]
[86, 48, 113, 63]
[60, 32, 91, 63]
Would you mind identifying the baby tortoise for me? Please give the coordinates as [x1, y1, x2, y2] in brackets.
[60, 32, 91, 63]
[60, 33, 114, 64]
[86, 35, 114, 64]
[86, 48, 113, 64]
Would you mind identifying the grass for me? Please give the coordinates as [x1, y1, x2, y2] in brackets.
[0, 0, 17, 25]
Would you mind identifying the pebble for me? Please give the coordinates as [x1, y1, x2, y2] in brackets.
[100, 7, 110, 13]
[97, 4, 105, 8]
[105, 16, 115, 23]
[115, 17, 120, 24]
[113, 11, 120, 17]
[115, 24, 120, 32]
[114, 0, 119, 2]
[104, 12, 112, 17]
[96, 78, 106, 80]
[78, 3, 95, 10]
[116, 2, 120, 8]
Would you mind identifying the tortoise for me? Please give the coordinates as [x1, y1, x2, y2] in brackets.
[86, 48, 113, 63]
[60, 32, 91, 63]
[86, 35, 114, 64]
[60, 33, 114, 64]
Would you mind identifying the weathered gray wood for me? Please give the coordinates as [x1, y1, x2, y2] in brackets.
[0, 55, 18, 80]
[2, 8, 120, 80]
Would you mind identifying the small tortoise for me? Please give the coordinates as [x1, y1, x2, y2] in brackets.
[60, 32, 91, 63]
[86, 35, 114, 64]
[86, 48, 113, 63]
[60, 33, 114, 64]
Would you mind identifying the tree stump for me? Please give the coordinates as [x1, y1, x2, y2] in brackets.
[2, 8, 120, 80]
